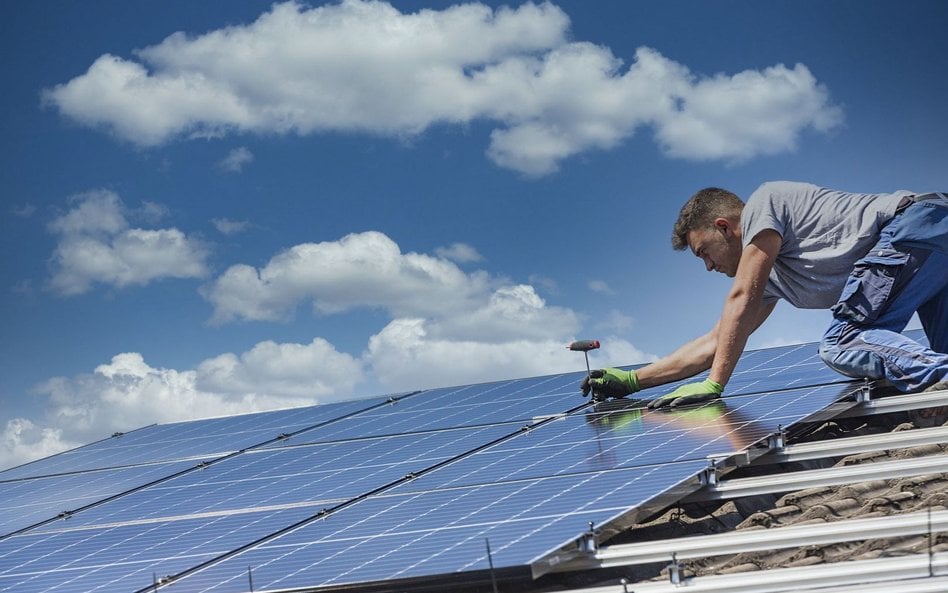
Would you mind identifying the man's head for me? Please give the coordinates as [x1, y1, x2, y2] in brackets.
[672, 187, 745, 277]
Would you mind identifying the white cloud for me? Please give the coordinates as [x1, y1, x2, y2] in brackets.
[365, 318, 573, 391]
[653, 60, 843, 161]
[218, 146, 254, 172]
[203, 230, 491, 323]
[365, 320, 655, 392]
[48, 190, 209, 295]
[43, 1, 841, 175]
[0, 419, 71, 472]
[0, 341, 363, 470]
[195, 338, 362, 398]
[212, 218, 251, 235]
[435, 242, 483, 263]
[428, 284, 580, 343]
[202, 230, 654, 389]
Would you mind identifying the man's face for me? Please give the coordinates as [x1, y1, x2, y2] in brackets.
[686, 222, 742, 277]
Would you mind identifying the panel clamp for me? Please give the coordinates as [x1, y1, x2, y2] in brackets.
[579, 521, 600, 553]
[699, 461, 719, 487]
[768, 425, 787, 451]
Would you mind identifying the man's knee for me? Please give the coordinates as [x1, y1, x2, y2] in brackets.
[819, 335, 886, 380]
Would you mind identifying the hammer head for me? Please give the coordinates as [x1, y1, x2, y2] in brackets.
[568, 340, 600, 352]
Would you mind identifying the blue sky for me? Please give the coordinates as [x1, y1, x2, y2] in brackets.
[2, 0, 946, 469]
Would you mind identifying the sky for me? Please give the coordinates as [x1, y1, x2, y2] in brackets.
[2, 0, 947, 470]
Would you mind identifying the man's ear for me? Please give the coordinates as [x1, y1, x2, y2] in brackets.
[713, 217, 731, 234]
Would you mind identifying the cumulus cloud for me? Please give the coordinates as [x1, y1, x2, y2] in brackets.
[218, 146, 254, 172]
[0, 419, 70, 472]
[195, 338, 362, 398]
[48, 190, 209, 295]
[43, 0, 841, 175]
[203, 231, 492, 323]
[201, 229, 651, 394]
[365, 318, 572, 391]
[0, 340, 364, 470]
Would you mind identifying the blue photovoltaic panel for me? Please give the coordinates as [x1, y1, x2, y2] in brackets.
[0, 333, 881, 593]
[0, 424, 518, 592]
[0, 395, 391, 481]
[164, 382, 857, 592]
[393, 383, 856, 493]
[634, 341, 855, 399]
[0, 506, 318, 593]
[0, 458, 202, 537]
[146, 460, 712, 593]
[266, 372, 584, 447]
[24, 424, 517, 535]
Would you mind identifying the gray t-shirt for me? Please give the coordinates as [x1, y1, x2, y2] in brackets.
[741, 181, 909, 309]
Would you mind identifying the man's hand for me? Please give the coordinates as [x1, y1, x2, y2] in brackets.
[581, 368, 640, 400]
[647, 378, 723, 409]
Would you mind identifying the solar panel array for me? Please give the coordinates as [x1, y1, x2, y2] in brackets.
[0, 338, 867, 593]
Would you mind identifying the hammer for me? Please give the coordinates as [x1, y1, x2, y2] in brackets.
[568, 339, 600, 382]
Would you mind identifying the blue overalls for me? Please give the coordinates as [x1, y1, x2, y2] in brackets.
[819, 193, 948, 392]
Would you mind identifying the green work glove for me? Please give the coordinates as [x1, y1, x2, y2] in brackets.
[647, 379, 724, 409]
[581, 368, 640, 400]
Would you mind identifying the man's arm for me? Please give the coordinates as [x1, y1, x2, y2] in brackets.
[708, 229, 782, 387]
[635, 290, 776, 389]
[635, 329, 717, 389]
[581, 231, 778, 401]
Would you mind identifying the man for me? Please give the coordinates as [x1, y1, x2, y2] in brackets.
[583, 181, 948, 408]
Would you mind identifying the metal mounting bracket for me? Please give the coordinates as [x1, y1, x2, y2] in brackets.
[855, 379, 873, 404]
[768, 425, 787, 450]
[580, 521, 600, 553]
[699, 462, 719, 487]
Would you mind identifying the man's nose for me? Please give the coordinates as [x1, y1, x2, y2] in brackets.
[703, 257, 714, 272]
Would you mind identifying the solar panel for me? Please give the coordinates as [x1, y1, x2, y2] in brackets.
[0, 336, 874, 593]
[0, 395, 396, 481]
[0, 506, 318, 593]
[153, 383, 856, 592]
[133, 460, 713, 593]
[24, 424, 519, 534]
[0, 459, 202, 536]
[266, 373, 585, 448]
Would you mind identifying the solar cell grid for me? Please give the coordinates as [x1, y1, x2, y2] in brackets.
[388, 382, 854, 494]
[0, 459, 202, 537]
[630, 341, 855, 399]
[153, 461, 712, 593]
[0, 506, 316, 593]
[267, 372, 584, 446]
[26, 423, 517, 535]
[0, 395, 393, 480]
[0, 333, 882, 593]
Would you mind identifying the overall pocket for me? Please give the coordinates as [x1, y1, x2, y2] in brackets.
[830, 248, 910, 325]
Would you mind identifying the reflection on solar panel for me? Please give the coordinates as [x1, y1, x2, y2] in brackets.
[0, 338, 867, 593]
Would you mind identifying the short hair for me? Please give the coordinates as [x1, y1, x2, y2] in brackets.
[671, 187, 745, 251]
